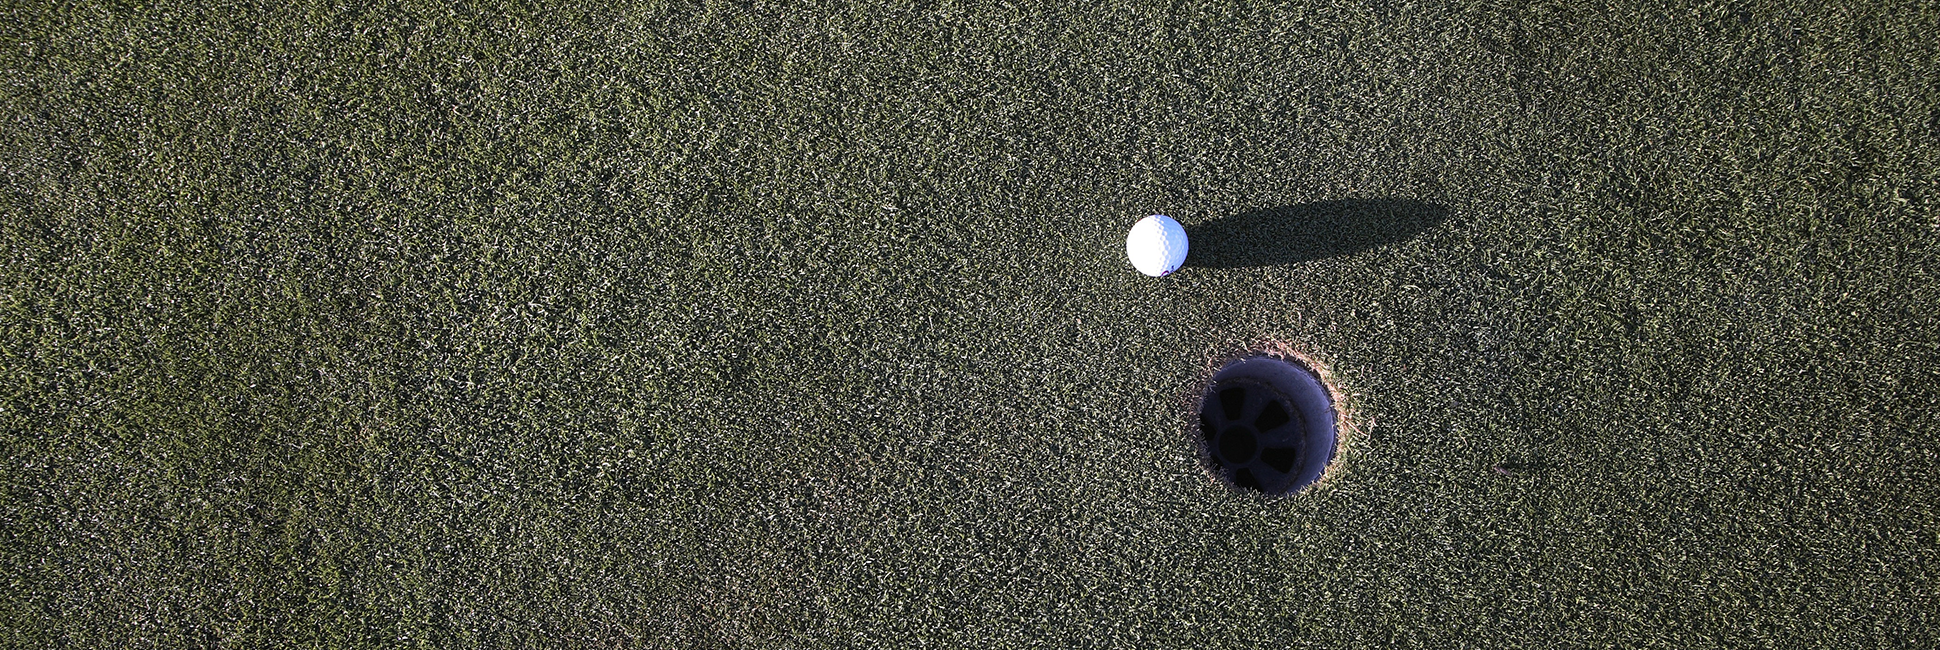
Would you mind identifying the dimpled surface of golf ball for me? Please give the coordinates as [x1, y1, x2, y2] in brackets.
[1126, 214, 1189, 277]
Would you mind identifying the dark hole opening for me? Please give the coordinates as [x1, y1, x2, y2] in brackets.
[1198, 354, 1338, 495]
[1218, 387, 1248, 421]
[1260, 446, 1297, 473]
[1255, 400, 1290, 432]
[1219, 426, 1257, 463]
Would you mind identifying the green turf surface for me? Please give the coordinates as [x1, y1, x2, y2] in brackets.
[4, 1, 1938, 646]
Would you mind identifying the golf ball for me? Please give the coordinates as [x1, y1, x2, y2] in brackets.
[1126, 214, 1189, 277]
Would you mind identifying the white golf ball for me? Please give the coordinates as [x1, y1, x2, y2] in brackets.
[1126, 214, 1189, 277]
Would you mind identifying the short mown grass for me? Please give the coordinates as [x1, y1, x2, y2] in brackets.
[3, 1, 1937, 647]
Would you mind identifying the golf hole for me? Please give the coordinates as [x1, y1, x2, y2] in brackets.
[1199, 355, 1338, 495]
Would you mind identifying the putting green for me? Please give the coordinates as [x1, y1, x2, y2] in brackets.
[3, 1, 1935, 647]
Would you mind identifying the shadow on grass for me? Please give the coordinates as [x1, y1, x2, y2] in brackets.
[1185, 199, 1450, 268]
